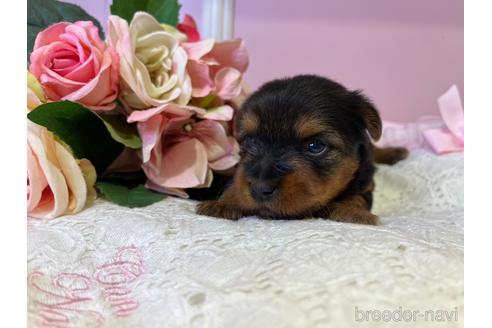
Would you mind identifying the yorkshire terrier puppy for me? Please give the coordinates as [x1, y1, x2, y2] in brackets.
[197, 75, 407, 225]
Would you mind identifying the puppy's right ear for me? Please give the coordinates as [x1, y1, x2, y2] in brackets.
[350, 91, 382, 141]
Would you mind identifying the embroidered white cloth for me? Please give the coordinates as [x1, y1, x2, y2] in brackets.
[27, 150, 463, 328]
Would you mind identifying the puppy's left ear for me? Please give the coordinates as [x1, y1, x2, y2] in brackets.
[350, 91, 382, 141]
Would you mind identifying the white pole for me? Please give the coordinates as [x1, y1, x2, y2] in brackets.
[202, 0, 236, 41]
[222, 0, 235, 40]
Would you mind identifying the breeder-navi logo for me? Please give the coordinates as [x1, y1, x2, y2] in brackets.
[354, 306, 459, 322]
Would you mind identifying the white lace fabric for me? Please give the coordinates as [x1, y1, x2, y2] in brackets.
[27, 150, 464, 327]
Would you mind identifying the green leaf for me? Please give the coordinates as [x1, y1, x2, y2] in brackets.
[195, 94, 218, 109]
[27, 0, 104, 61]
[96, 181, 166, 208]
[148, 0, 181, 26]
[110, 0, 149, 22]
[27, 26, 43, 62]
[110, 0, 181, 26]
[97, 112, 142, 149]
[27, 101, 123, 174]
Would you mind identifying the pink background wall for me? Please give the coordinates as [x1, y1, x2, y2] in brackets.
[64, 0, 463, 122]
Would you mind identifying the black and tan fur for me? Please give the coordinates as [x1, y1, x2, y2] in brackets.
[197, 75, 407, 225]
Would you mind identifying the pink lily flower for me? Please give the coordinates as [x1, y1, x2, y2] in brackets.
[127, 104, 239, 197]
[182, 38, 249, 100]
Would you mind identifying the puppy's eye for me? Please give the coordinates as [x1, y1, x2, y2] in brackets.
[306, 138, 327, 154]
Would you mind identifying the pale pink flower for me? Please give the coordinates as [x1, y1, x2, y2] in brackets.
[182, 38, 249, 100]
[127, 105, 239, 197]
[27, 121, 97, 219]
[29, 21, 119, 111]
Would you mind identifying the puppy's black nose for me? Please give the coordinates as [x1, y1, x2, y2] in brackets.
[250, 181, 277, 202]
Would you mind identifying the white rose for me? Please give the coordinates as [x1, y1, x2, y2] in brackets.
[108, 12, 192, 110]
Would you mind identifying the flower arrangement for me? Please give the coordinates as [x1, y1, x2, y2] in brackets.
[27, 0, 249, 218]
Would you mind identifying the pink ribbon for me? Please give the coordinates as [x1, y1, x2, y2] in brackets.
[376, 84, 464, 155]
[422, 85, 464, 154]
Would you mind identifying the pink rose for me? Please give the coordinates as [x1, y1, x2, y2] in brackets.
[127, 105, 239, 198]
[182, 38, 249, 100]
[27, 121, 97, 219]
[29, 21, 119, 111]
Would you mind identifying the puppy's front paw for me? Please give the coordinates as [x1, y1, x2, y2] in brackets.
[196, 201, 244, 220]
[329, 208, 380, 225]
[347, 210, 380, 225]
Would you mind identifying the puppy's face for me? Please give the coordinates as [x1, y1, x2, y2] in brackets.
[233, 75, 381, 218]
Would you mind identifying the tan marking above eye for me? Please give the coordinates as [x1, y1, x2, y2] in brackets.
[295, 116, 345, 149]
[295, 116, 326, 139]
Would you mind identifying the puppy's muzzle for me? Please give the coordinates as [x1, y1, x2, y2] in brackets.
[246, 155, 287, 202]
[250, 180, 278, 202]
